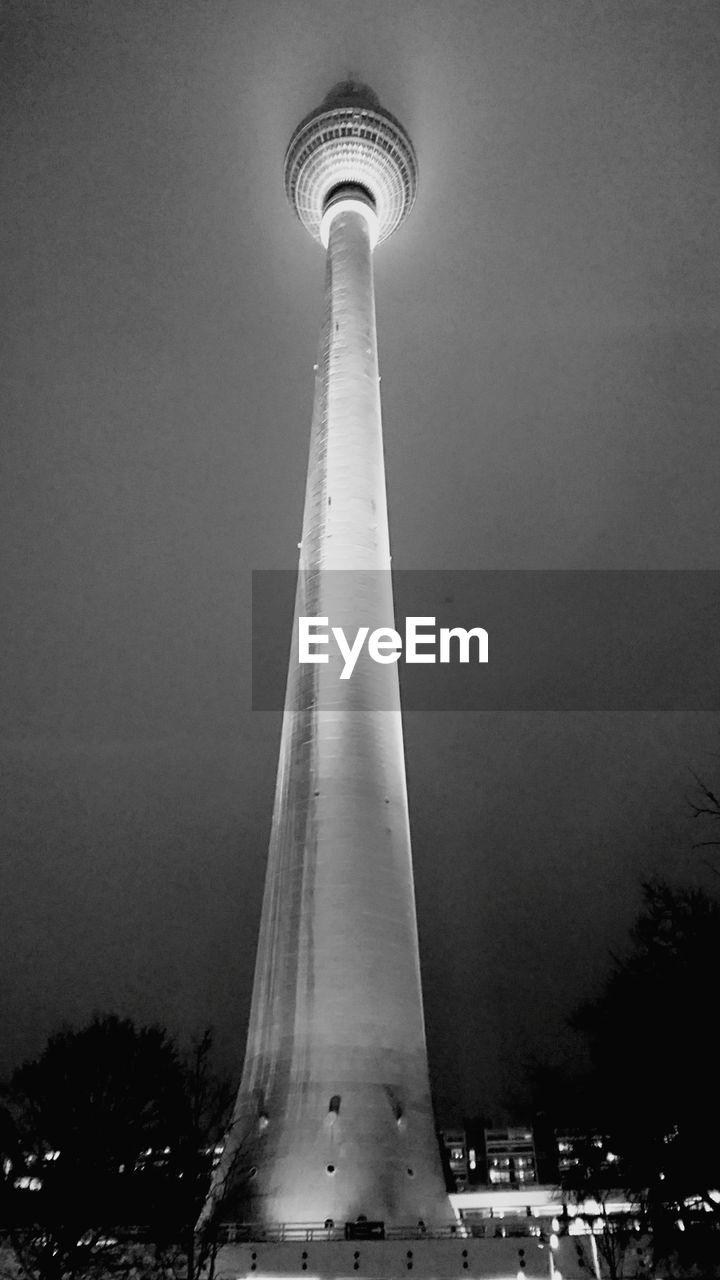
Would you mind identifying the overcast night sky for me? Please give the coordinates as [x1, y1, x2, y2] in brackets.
[2, 0, 720, 1122]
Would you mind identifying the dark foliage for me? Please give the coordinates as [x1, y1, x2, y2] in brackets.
[0, 1016, 232, 1280]
[570, 879, 720, 1273]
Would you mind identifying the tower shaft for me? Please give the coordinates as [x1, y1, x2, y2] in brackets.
[208, 207, 447, 1227]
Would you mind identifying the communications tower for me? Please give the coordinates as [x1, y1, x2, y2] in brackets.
[201, 81, 449, 1232]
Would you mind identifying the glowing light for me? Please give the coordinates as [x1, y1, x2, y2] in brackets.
[550, 1234, 559, 1250]
[320, 197, 379, 249]
[284, 84, 417, 246]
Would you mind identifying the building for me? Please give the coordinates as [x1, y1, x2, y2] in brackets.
[198, 82, 448, 1235]
[485, 1127, 538, 1187]
[439, 1128, 470, 1191]
[195, 78, 655, 1280]
[554, 1129, 620, 1184]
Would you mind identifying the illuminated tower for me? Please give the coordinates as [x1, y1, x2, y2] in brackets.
[202, 82, 448, 1230]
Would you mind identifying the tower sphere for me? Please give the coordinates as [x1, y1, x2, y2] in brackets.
[284, 81, 418, 246]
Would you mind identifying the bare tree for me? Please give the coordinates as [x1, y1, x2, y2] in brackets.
[558, 1133, 643, 1280]
[689, 762, 720, 877]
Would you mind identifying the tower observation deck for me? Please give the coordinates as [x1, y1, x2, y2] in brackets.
[199, 82, 448, 1235]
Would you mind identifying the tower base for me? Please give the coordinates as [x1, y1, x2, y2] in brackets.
[212, 1235, 552, 1279]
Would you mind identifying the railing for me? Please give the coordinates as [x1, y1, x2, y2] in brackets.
[217, 1222, 467, 1244]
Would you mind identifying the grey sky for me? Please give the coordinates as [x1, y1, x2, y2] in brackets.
[2, 0, 719, 1119]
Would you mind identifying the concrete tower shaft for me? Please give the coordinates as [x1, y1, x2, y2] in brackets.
[201, 88, 447, 1232]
